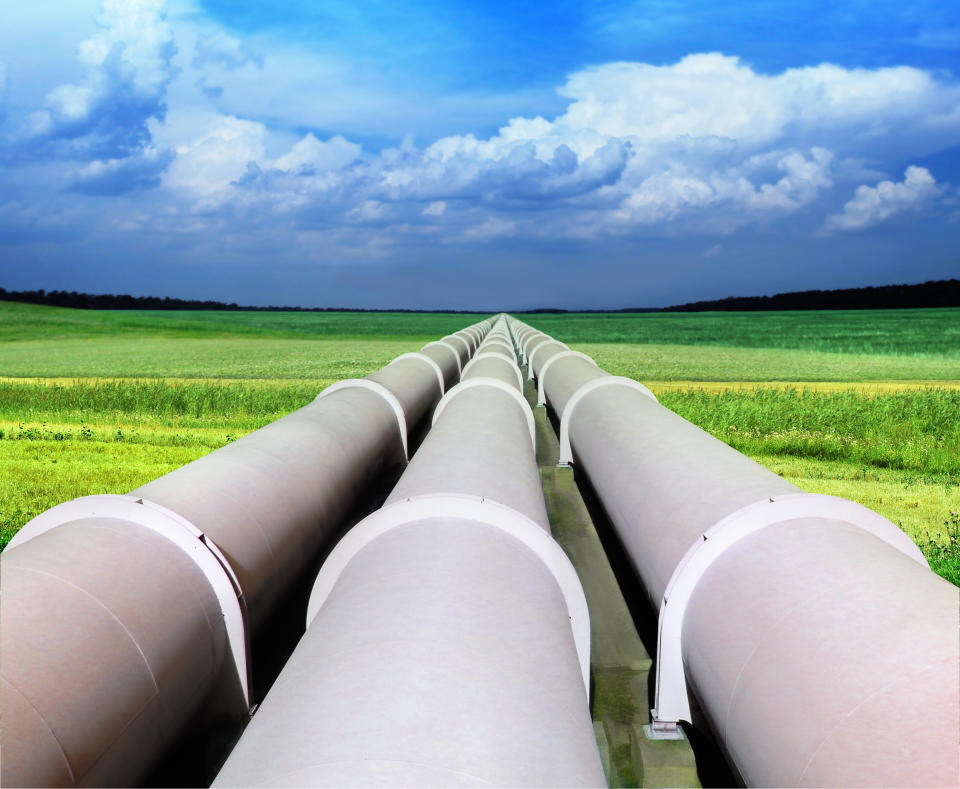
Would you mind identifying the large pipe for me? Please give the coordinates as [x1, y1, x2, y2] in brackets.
[509, 317, 960, 787]
[213, 317, 605, 788]
[0, 318, 491, 788]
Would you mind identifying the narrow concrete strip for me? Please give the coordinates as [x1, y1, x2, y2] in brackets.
[521, 368, 701, 789]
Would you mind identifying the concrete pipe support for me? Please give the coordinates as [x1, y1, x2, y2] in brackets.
[213, 319, 605, 788]
[513, 317, 960, 787]
[0, 318, 491, 788]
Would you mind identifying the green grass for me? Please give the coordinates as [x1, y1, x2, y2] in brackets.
[523, 308, 960, 357]
[0, 337, 434, 378]
[0, 300, 492, 342]
[580, 342, 960, 381]
[0, 439, 209, 548]
[659, 388, 960, 476]
[1, 301, 957, 583]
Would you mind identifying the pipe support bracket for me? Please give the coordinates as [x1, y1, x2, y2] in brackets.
[305, 493, 591, 692]
[556, 377, 658, 464]
[388, 352, 446, 395]
[316, 379, 409, 461]
[421, 341, 463, 374]
[8, 493, 252, 712]
[535, 351, 597, 402]
[432, 377, 536, 452]
[527, 342, 570, 380]
[651, 492, 930, 728]
[461, 352, 524, 391]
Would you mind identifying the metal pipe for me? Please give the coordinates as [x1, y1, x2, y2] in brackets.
[0, 318, 492, 788]
[213, 318, 604, 788]
[461, 353, 524, 391]
[510, 317, 960, 787]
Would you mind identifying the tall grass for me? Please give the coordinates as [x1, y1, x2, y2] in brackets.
[0, 379, 320, 427]
[659, 388, 960, 475]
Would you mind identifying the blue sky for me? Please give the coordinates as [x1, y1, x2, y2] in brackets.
[1, 0, 958, 309]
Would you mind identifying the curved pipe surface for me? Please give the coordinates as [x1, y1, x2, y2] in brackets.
[213, 319, 603, 788]
[461, 354, 524, 391]
[1, 318, 491, 787]
[515, 317, 960, 787]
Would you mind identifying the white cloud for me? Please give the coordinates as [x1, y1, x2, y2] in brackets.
[27, 0, 177, 157]
[191, 31, 262, 71]
[464, 216, 517, 240]
[162, 113, 266, 195]
[270, 133, 361, 174]
[422, 201, 446, 216]
[823, 166, 940, 232]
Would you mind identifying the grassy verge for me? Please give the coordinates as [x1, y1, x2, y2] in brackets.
[2, 378, 957, 585]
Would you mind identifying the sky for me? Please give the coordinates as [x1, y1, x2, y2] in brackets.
[1, 0, 959, 309]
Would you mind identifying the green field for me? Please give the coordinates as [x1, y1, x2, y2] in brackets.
[2, 302, 958, 584]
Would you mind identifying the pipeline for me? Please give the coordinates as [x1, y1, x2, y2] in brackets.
[212, 316, 605, 787]
[0, 318, 492, 788]
[508, 316, 960, 787]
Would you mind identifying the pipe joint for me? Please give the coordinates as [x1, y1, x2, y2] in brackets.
[461, 352, 524, 390]
[557, 376, 657, 464]
[651, 492, 929, 727]
[388, 352, 446, 395]
[9, 493, 252, 714]
[421, 341, 463, 374]
[527, 342, 570, 381]
[305, 493, 591, 691]
[316, 379, 409, 460]
[432, 377, 536, 451]
[535, 351, 596, 400]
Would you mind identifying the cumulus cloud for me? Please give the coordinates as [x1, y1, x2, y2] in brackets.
[162, 113, 266, 196]
[191, 31, 262, 71]
[270, 133, 362, 174]
[8, 35, 960, 251]
[823, 166, 941, 232]
[71, 146, 174, 194]
[27, 0, 176, 158]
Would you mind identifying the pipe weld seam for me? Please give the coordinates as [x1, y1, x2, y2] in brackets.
[304, 493, 591, 692]
[651, 492, 930, 726]
[431, 377, 536, 452]
[316, 379, 409, 461]
[557, 376, 658, 465]
[7, 493, 252, 711]
[388, 352, 446, 395]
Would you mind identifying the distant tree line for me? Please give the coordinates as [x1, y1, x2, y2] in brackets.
[0, 288, 487, 313]
[3, 278, 958, 313]
[663, 279, 960, 312]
